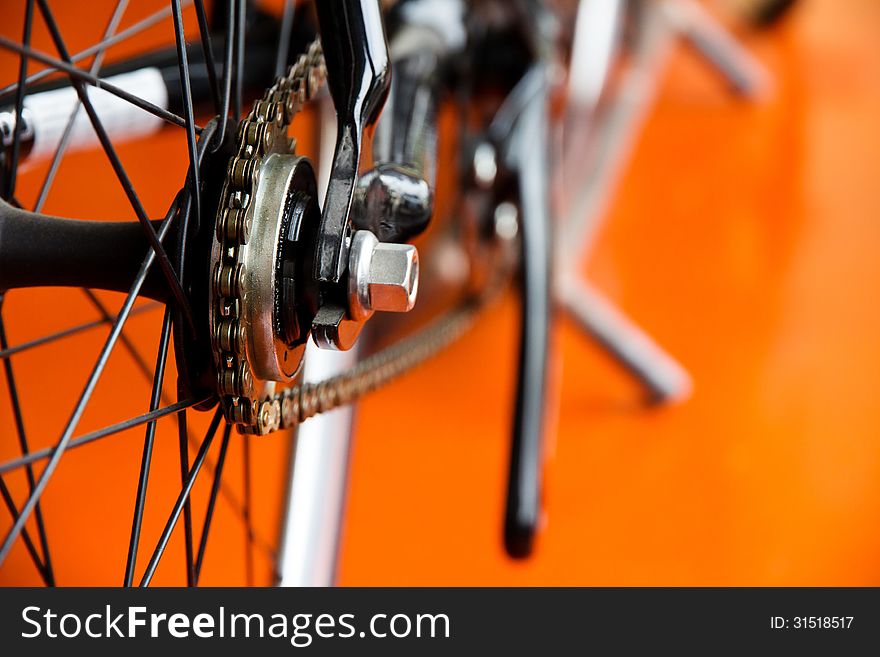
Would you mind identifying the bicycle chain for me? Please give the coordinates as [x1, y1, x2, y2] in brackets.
[212, 38, 327, 435]
[212, 38, 503, 436]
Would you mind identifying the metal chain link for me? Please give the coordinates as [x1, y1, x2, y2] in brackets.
[212, 38, 328, 434]
[288, 290, 492, 426]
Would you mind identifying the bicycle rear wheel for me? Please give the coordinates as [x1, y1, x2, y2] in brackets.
[0, 0, 312, 586]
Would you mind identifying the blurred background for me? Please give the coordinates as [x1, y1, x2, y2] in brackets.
[1, 0, 879, 585]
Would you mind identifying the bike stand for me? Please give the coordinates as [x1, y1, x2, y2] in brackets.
[665, 0, 772, 99]
[556, 0, 770, 405]
[557, 279, 692, 402]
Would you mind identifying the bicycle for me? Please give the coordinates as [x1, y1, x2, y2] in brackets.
[0, 0, 794, 586]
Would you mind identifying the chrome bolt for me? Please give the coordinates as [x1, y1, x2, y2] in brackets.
[348, 230, 419, 319]
[368, 242, 419, 312]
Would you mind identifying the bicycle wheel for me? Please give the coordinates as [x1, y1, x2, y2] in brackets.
[0, 0, 317, 586]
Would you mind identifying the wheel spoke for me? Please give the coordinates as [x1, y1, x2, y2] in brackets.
[176, 407, 196, 587]
[194, 422, 232, 585]
[193, 0, 221, 115]
[27, 0, 161, 413]
[194, 437, 278, 565]
[138, 406, 223, 587]
[242, 435, 254, 586]
[32, 0, 129, 214]
[233, 0, 246, 120]
[49, 295, 275, 565]
[0, 476, 51, 585]
[0, 302, 54, 585]
[0, 397, 205, 476]
[0, 294, 274, 565]
[0, 302, 160, 361]
[0, 37, 193, 132]
[0, 1, 195, 104]
[215, 0, 235, 146]
[4, 0, 34, 200]
[31, 0, 196, 331]
[4, 290, 270, 563]
[0, 192, 184, 563]
[80, 290, 154, 383]
[274, 0, 295, 78]
[122, 308, 173, 587]
[0, 0, 281, 583]
[172, 0, 202, 230]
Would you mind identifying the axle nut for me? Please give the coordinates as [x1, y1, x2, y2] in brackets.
[368, 242, 419, 313]
[348, 230, 419, 319]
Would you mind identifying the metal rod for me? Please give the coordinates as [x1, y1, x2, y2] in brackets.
[138, 408, 223, 587]
[123, 309, 173, 587]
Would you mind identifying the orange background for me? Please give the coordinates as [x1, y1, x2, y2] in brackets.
[1, 0, 880, 586]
